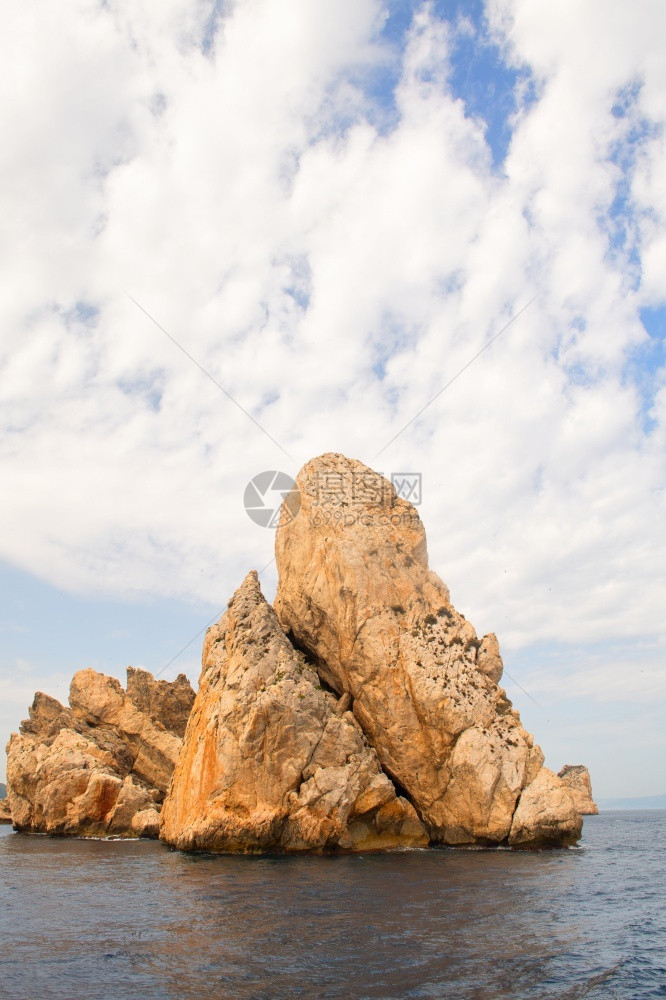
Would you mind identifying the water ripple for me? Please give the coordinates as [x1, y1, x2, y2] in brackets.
[0, 812, 664, 999]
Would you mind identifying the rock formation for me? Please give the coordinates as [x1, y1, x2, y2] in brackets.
[6, 668, 194, 838]
[274, 453, 582, 848]
[5, 453, 587, 852]
[558, 765, 599, 815]
[0, 798, 11, 824]
[160, 572, 428, 852]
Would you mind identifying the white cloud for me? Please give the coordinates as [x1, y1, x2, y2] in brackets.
[0, 0, 664, 716]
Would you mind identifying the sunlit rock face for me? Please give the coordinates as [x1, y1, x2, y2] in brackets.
[160, 572, 427, 853]
[274, 453, 582, 848]
[558, 765, 599, 815]
[6, 668, 194, 838]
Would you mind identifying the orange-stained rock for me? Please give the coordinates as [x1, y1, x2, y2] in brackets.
[159, 572, 427, 853]
[0, 798, 11, 824]
[558, 764, 599, 815]
[69, 667, 185, 793]
[274, 453, 580, 847]
[6, 668, 194, 838]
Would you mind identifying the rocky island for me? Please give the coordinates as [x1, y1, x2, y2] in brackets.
[5, 453, 591, 850]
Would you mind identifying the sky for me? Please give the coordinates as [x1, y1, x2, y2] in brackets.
[1, 0, 665, 798]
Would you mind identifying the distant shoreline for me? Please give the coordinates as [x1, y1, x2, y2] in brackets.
[597, 794, 666, 811]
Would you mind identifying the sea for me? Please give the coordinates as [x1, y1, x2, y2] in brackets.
[0, 811, 664, 1000]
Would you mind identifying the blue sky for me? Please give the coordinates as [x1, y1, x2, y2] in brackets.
[1, 0, 664, 797]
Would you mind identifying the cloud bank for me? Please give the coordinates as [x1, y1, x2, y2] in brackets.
[1, 0, 664, 792]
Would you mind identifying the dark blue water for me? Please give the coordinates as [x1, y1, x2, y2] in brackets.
[1, 812, 664, 999]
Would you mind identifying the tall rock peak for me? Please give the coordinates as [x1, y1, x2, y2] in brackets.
[274, 453, 582, 848]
